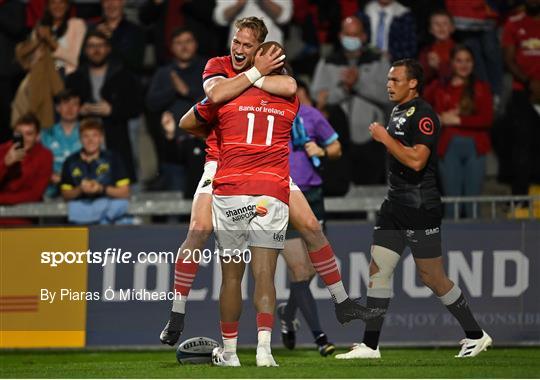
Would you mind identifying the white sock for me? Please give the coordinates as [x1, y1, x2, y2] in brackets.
[223, 337, 237, 356]
[172, 298, 186, 313]
[257, 330, 272, 352]
[328, 281, 348, 303]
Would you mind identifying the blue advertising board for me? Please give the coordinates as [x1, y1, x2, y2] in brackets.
[86, 221, 540, 346]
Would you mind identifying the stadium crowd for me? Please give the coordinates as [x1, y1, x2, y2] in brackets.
[0, 0, 539, 224]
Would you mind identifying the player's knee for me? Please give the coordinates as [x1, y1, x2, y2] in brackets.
[289, 262, 314, 282]
[367, 245, 400, 298]
[297, 217, 325, 249]
[303, 215, 323, 234]
[187, 219, 213, 243]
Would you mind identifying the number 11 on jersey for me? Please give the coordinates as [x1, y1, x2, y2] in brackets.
[246, 112, 274, 145]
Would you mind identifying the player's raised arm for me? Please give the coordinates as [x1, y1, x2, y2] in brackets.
[204, 44, 286, 103]
[203, 17, 296, 104]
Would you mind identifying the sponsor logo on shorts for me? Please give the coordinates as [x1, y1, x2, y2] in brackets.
[255, 199, 268, 217]
[405, 229, 418, 243]
[273, 233, 284, 242]
[425, 227, 440, 236]
[225, 204, 256, 222]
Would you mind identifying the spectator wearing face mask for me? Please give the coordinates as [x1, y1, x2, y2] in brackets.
[311, 16, 390, 184]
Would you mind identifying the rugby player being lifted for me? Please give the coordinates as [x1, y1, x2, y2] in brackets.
[160, 17, 383, 348]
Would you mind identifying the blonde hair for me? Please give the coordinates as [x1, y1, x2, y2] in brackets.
[234, 16, 268, 43]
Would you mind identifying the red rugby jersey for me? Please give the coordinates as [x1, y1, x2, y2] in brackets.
[194, 99, 219, 163]
[199, 56, 237, 163]
[213, 87, 299, 205]
[203, 55, 238, 84]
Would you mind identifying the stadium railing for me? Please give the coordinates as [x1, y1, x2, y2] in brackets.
[1, 187, 539, 222]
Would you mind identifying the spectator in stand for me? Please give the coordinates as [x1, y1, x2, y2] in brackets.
[399, 0, 445, 48]
[419, 9, 456, 85]
[359, 0, 417, 60]
[60, 118, 131, 225]
[213, 0, 292, 45]
[90, 0, 146, 185]
[36, 0, 86, 77]
[146, 27, 205, 192]
[311, 16, 389, 184]
[41, 89, 82, 198]
[502, 0, 540, 196]
[139, 0, 220, 65]
[0, 0, 26, 143]
[0, 113, 53, 225]
[12, 9, 65, 130]
[90, 0, 146, 73]
[445, 0, 504, 100]
[425, 45, 494, 218]
[65, 30, 143, 184]
[289, 0, 342, 76]
[161, 111, 206, 198]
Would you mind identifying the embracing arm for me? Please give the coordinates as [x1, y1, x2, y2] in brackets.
[179, 108, 211, 138]
[204, 46, 288, 103]
[204, 73, 296, 103]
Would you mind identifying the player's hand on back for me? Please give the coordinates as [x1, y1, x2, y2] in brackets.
[254, 44, 285, 76]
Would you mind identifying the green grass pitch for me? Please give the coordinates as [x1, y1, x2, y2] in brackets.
[1, 347, 539, 378]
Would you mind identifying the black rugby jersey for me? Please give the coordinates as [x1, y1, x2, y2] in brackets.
[385, 97, 441, 209]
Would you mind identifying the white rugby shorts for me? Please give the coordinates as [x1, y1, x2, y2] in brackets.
[212, 194, 288, 253]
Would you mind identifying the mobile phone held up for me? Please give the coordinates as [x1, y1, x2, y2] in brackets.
[13, 133, 24, 150]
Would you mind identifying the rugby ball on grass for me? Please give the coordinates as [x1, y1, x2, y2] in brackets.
[176, 337, 220, 364]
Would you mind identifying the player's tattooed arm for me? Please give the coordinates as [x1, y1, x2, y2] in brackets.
[178, 108, 211, 138]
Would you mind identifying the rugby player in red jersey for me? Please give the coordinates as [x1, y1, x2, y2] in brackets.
[209, 85, 298, 366]
[160, 18, 383, 348]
